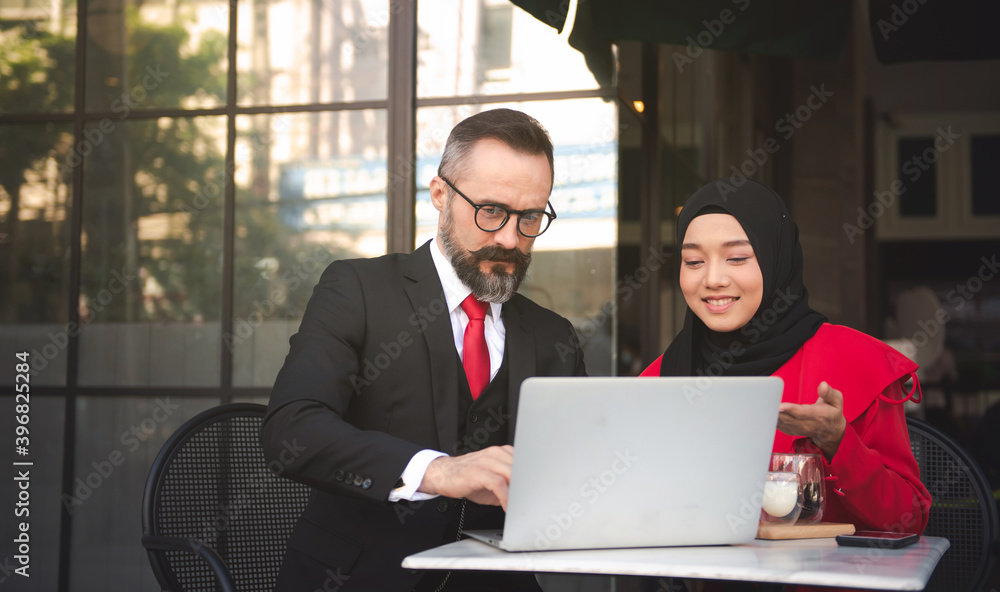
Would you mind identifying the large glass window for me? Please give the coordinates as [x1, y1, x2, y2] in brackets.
[67, 396, 218, 591]
[417, 0, 598, 98]
[237, 0, 388, 105]
[79, 116, 227, 386]
[0, 0, 618, 587]
[85, 0, 228, 111]
[232, 110, 388, 387]
[0, 0, 76, 114]
[0, 124, 73, 386]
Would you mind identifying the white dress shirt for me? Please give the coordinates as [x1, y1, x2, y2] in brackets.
[388, 237, 506, 501]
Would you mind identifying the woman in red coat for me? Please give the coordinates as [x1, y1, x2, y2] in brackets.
[640, 178, 930, 536]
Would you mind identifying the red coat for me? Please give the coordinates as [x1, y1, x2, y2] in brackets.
[641, 323, 931, 535]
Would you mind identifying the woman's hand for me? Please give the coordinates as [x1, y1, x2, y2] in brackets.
[777, 381, 847, 460]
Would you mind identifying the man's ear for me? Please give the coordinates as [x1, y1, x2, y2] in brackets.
[429, 176, 448, 212]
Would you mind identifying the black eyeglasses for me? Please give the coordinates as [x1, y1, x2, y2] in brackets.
[441, 176, 557, 238]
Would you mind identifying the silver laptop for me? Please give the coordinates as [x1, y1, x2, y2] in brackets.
[464, 376, 783, 551]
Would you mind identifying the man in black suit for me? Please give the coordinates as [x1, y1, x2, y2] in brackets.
[262, 108, 587, 591]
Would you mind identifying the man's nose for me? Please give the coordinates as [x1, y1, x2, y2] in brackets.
[492, 219, 521, 250]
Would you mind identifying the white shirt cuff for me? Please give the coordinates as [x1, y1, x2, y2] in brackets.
[388, 449, 449, 502]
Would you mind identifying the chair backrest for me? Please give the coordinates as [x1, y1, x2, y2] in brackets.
[142, 403, 311, 592]
[908, 416, 999, 592]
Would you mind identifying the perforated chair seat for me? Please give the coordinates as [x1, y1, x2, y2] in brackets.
[908, 416, 999, 592]
[142, 404, 310, 592]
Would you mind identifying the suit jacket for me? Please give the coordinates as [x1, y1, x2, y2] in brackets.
[261, 241, 587, 590]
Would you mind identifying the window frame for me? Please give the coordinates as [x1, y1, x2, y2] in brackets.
[0, 4, 616, 590]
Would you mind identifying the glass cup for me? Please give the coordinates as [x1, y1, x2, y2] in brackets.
[760, 471, 802, 525]
[770, 453, 825, 523]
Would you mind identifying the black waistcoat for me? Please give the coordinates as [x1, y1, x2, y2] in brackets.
[427, 348, 513, 541]
[452, 348, 511, 455]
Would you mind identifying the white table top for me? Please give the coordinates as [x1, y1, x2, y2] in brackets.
[402, 536, 950, 590]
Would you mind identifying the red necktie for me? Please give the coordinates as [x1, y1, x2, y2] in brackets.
[460, 295, 490, 400]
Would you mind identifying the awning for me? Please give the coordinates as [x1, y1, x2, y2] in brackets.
[513, 0, 1000, 85]
[868, 0, 1000, 63]
[511, 0, 852, 86]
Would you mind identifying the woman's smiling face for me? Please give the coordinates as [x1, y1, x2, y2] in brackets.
[679, 213, 764, 333]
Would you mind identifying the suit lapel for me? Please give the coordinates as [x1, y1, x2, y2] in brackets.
[404, 242, 459, 452]
[502, 298, 536, 442]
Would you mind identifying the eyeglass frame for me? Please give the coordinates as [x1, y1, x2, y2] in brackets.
[440, 176, 557, 238]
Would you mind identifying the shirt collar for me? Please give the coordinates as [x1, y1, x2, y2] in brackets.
[430, 237, 502, 319]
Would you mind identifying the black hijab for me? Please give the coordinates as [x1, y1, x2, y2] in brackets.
[660, 178, 827, 377]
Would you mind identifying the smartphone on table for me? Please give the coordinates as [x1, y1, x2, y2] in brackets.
[835, 530, 919, 549]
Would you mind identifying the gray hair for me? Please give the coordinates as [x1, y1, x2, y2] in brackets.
[438, 108, 554, 188]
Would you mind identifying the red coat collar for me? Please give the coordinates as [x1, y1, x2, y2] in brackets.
[772, 323, 918, 452]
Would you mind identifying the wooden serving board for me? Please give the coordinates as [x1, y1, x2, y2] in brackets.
[757, 521, 856, 540]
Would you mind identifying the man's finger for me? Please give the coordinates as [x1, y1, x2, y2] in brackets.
[481, 474, 509, 512]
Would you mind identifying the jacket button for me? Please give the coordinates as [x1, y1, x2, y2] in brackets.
[469, 412, 479, 423]
[345, 472, 354, 482]
[437, 500, 450, 513]
[362, 478, 372, 489]
[354, 475, 364, 487]
[335, 470, 345, 481]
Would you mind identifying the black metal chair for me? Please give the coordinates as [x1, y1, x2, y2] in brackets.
[142, 403, 310, 592]
[908, 416, 999, 592]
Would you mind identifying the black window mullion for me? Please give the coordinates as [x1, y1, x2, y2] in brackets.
[639, 43, 662, 365]
[220, 0, 239, 403]
[386, 0, 417, 253]
[58, 0, 89, 586]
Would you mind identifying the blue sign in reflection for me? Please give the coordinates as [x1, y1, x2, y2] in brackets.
[277, 144, 616, 231]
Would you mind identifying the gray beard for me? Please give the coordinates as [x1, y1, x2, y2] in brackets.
[439, 209, 531, 303]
